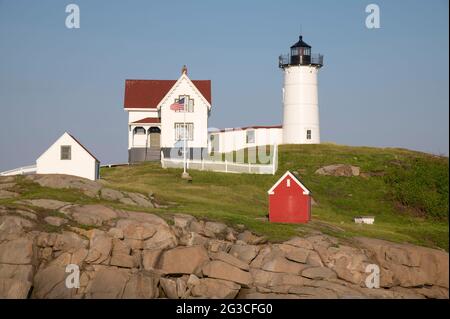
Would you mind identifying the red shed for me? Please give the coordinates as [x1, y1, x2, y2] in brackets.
[267, 171, 311, 223]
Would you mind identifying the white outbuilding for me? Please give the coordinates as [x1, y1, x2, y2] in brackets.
[36, 132, 100, 181]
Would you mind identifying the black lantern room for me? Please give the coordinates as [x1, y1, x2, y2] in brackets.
[278, 35, 323, 68]
[290, 36, 311, 65]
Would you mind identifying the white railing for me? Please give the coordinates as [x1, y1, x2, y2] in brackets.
[0, 164, 37, 176]
[161, 144, 278, 175]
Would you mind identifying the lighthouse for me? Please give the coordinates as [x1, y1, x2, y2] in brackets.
[279, 35, 323, 144]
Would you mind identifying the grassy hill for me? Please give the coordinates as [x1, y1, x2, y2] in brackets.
[98, 143, 448, 251]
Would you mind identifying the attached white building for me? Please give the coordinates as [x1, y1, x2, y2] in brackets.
[36, 132, 100, 181]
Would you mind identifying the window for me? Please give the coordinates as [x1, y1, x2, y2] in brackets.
[175, 123, 194, 141]
[174, 95, 194, 112]
[134, 127, 145, 135]
[287, 179, 291, 187]
[210, 134, 219, 153]
[60, 145, 71, 160]
[246, 130, 255, 144]
[291, 48, 298, 56]
[306, 129, 312, 140]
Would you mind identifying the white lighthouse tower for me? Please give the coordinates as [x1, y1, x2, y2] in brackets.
[279, 35, 323, 144]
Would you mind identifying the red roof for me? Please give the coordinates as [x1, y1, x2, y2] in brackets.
[124, 79, 211, 109]
[132, 117, 161, 124]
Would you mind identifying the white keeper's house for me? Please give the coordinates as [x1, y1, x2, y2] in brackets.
[123, 34, 323, 163]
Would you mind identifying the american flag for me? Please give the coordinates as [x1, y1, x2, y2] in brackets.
[170, 98, 185, 111]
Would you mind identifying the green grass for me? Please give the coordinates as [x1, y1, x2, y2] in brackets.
[2, 143, 447, 250]
[97, 143, 448, 250]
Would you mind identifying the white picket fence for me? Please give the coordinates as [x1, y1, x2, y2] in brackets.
[0, 164, 37, 176]
[161, 145, 278, 175]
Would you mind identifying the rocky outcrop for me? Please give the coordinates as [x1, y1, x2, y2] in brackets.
[0, 201, 448, 299]
[315, 164, 360, 177]
[24, 174, 156, 208]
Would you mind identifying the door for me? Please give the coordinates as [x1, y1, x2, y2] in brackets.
[148, 127, 161, 149]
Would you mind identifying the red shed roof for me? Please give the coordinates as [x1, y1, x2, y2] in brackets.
[268, 171, 311, 195]
[131, 117, 161, 124]
[124, 79, 211, 109]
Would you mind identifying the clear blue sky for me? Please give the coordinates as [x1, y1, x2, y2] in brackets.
[0, 0, 448, 170]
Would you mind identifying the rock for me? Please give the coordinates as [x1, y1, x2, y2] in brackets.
[283, 237, 314, 250]
[26, 174, 102, 198]
[125, 192, 154, 208]
[277, 244, 310, 264]
[191, 278, 241, 299]
[15, 209, 38, 220]
[211, 251, 250, 271]
[100, 188, 124, 201]
[122, 273, 159, 299]
[36, 232, 57, 247]
[53, 231, 88, 252]
[0, 216, 35, 239]
[250, 268, 305, 291]
[261, 257, 308, 275]
[250, 245, 284, 269]
[173, 214, 195, 230]
[306, 251, 324, 267]
[108, 227, 124, 239]
[142, 250, 163, 271]
[203, 221, 228, 238]
[180, 231, 209, 247]
[112, 239, 131, 256]
[0, 264, 34, 283]
[44, 216, 68, 227]
[301, 267, 337, 280]
[315, 164, 360, 177]
[32, 265, 68, 298]
[208, 239, 231, 253]
[357, 237, 449, 288]
[20, 199, 71, 210]
[158, 246, 209, 275]
[143, 226, 178, 250]
[85, 267, 129, 298]
[124, 211, 168, 226]
[123, 239, 144, 250]
[187, 274, 200, 288]
[110, 254, 138, 269]
[202, 260, 252, 287]
[413, 286, 449, 299]
[85, 235, 112, 264]
[176, 277, 188, 298]
[304, 280, 366, 298]
[119, 198, 136, 206]
[288, 286, 339, 298]
[237, 230, 267, 245]
[63, 205, 118, 227]
[229, 244, 260, 264]
[0, 278, 31, 299]
[116, 219, 156, 240]
[160, 278, 178, 299]
[0, 190, 19, 199]
[0, 237, 35, 264]
[237, 289, 301, 299]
